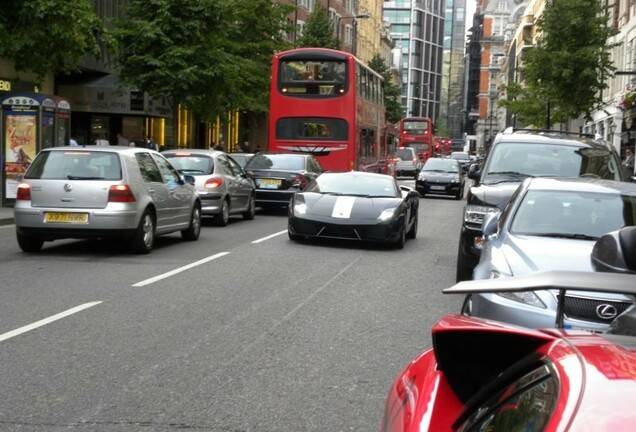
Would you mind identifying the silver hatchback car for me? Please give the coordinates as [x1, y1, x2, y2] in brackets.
[161, 149, 256, 226]
[14, 146, 202, 254]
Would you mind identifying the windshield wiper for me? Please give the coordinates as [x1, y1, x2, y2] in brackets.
[487, 171, 530, 177]
[532, 233, 599, 240]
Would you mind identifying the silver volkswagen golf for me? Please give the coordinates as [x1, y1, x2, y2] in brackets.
[14, 146, 202, 254]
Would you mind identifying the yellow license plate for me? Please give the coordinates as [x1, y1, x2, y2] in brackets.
[45, 212, 89, 224]
[259, 179, 281, 189]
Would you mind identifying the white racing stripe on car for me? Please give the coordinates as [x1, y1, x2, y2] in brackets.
[332, 196, 356, 218]
[0, 301, 102, 343]
[132, 252, 231, 287]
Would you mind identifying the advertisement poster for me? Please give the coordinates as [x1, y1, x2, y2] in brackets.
[5, 113, 36, 199]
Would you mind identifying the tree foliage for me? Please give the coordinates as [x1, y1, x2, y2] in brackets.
[368, 54, 403, 123]
[113, 0, 293, 122]
[0, 0, 107, 83]
[296, 2, 340, 49]
[501, 0, 616, 127]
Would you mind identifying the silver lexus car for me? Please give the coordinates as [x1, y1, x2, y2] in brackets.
[465, 177, 636, 330]
[14, 146, 202, 254]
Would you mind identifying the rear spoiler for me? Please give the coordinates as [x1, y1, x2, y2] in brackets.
[444, 271, 635, 328]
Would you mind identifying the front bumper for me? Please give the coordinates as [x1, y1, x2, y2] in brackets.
[288, 214, 402, 243]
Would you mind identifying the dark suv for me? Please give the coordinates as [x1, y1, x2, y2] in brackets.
[456, 128, 625, 282]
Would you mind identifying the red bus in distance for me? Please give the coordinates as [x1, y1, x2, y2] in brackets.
[268, 48, 390, 173]
[399, 117, 435, 162]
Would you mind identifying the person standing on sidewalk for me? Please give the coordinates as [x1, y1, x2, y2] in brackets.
[623, 147, 634, 178]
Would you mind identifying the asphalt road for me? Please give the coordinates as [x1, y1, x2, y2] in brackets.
[0, 181, 465, 431]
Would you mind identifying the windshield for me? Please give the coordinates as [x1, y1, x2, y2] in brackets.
[422, 158, 459, 173]
[485, 142, 622, 180]
[25, 150, 122, 180]
[396, 148, 415, 161]
[451, 152, 470, 161]
[164, 155, 214, 174]
[510, 189, 635, 238]
[305, 173, 398, 197]
[279, 59, 346, 96]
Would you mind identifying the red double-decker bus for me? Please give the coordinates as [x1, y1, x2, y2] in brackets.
[268, 48, 389, 172]
[398, 117, 435, 162]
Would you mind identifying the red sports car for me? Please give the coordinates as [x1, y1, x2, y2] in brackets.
[381, 228, 636, 432]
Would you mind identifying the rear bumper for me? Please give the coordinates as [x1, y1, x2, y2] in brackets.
[255, 189, 295, 207]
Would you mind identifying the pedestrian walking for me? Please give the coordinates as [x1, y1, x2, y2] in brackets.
[623, 147, 635, 178]
[69, 137, 78, 146]
[95, 134, 109, 146]
[117, 133, 130, 146]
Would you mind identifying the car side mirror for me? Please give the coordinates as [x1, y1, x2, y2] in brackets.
[591, 226, 636, 274]
[183, 174, 195, 185]
[482, 211, 500, 238]
[468, 163, 480, 180]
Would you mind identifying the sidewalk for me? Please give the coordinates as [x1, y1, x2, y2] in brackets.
[0, 206, 14, 226]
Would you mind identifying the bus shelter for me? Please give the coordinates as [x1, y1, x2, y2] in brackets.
[1, 92, 71, 204]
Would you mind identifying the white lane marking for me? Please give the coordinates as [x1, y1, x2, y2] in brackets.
[0, 301, 102, 343]
[332, 196, 356, 218]
[252, 230, 287, 244]
[132, 252, 231, 287]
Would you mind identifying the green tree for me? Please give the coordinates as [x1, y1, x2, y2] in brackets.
[296, 2, 340, 49]
[113, 0, 292, 139]
[0, 0, 107, 83]
[501, 0, 616, 127]
[368, 54, 403, 123]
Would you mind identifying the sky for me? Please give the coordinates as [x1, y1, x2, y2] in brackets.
[466, 0, 476, 35]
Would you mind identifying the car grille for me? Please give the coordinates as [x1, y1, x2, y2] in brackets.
[563, 295, 633, 324]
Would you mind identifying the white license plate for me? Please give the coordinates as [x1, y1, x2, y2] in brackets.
[430, 185, 446, 191]
[258, 179, 281, 189]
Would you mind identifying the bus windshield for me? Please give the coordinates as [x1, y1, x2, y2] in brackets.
[279, 60, 347, 95]
[403, 121, 429, 134]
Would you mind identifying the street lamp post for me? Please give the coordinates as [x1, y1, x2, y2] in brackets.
[336, 13, 369, 54]
[488, 90, 498, 143]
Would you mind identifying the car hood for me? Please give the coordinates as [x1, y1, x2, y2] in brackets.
[500, 234, 595, 274]
[298, 192, 401, 219]
[468, 182, 521, 209]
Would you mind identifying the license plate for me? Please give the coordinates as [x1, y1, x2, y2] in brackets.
[430, 185, 446, 191]
[45, 212, 89, 224]
[258, 179, 281, 189]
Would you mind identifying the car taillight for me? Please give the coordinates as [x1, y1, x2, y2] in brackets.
[108, 184, 136, 203]
[16, 183, 31, 201]
[204, 177, 223, 189]
[291, 174, 309, 189]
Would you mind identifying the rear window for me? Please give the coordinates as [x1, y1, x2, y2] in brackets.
[164, 154, 214, 175]
[396, 148, 415, 161]
[25, 150, 122, 180]
[245, 154, 306, 171]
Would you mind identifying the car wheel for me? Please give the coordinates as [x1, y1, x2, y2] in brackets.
[181, 204, 202, 241]
[406, 214, 418, 239]
[394, 224, 406, 249]
[130, 210, 155, 254]
[215, 199, 230, 226]
[243, 194, 256, 220]
[456, 244, 474, 282]
[16, 232, 43, 252]
[461, 294, 473, 315]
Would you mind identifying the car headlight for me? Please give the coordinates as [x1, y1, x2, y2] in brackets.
[293, 202, 307, 215]
[378, 207, 397, 221]
[451, 177, 460, 183]
[464, 205, 498, 225]
[497, 290, 547, 309]
[417, 172, 426, 181]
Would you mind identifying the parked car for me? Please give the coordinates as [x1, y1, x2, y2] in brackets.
[449, 151, 472, 172]
[227, 152, 254, 169]
[288, 171, 419, 249]
[456, 128, 626, 282]
[14, 147, 201, 254]
[415, 157, 465, 199]
[381, 270, 636, 431]
[394, 146, 420, 178]
[465, 177, 636, 330]
[243, 152, 323, 209]
[162, 149, 256, 226]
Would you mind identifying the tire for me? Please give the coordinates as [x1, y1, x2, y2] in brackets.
[406, 214, 418, 239]
[455, 245, 474, 282]
[394, 224, 406, 249]
[181, 204, 202, 241]
[243, 194, 256, 220]
[16, 232, 43, 252]
[214, 199, 230, 226]
[130, 210, 155, 254]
